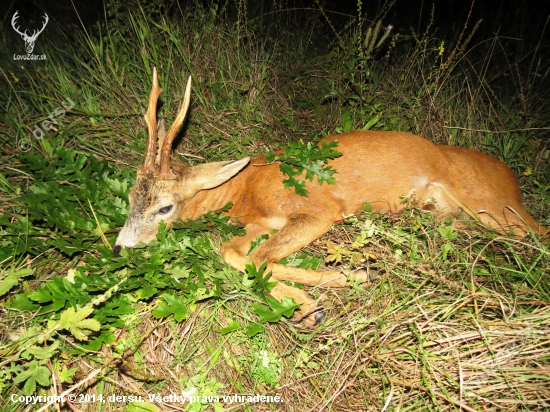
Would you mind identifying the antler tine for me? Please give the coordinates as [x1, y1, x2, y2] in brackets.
[140, 67, 163, 173]
[36, 13, 49, 36]
[11, 11, 26, 36]
[158, 75, 192, 180]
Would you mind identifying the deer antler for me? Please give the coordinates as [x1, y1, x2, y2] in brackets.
[141, 67, 163, 173]
[11, 11, 27, 37]
[155, 118, 167, 165]
[11, 11, 49, 39]
[158, 75, 192, 180]
[32, 13, 49, 39]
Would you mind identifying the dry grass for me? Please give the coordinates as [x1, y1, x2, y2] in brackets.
[39, 210, 549, 412]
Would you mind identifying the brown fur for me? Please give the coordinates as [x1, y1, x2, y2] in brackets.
[114, 131, 546, 326]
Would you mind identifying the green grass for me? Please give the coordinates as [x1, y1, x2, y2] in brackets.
[1, 0, 549, 410]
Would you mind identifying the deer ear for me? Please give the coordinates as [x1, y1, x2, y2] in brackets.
[193, 157, 250, 190]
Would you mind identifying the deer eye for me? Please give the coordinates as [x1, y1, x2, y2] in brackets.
[158, 205, 173, 215]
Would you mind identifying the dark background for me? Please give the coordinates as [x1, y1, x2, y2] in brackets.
[3, 0, 549, 43]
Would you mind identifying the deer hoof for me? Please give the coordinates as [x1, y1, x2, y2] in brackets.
[296, 306, 325, 327]
[313, 309, 326, 325]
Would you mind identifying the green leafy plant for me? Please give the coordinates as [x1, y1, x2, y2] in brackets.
[219, 262, 299, 338]
[0, 267, 33, 297]
[266, 139, 342, 196]
[1, 146, 256, 396]
[1, 147, 133, 261]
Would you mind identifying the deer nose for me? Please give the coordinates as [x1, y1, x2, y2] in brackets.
[113, 244, 122, 257]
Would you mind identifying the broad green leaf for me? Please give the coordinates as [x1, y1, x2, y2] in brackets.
[23, 341, 59, 360]
[218, 320, 241, 335]
[8, 294, 41, 312]
[0, 268, 33, 297]
[53, 307, 101, 341]
[251, 296, 299, 323]
[152, 293, 189, 322]
[245, 323, 264, 337]
[245, 261, 277, 293]
[13, 360, 51, 394]
[267, 139, 342, 196]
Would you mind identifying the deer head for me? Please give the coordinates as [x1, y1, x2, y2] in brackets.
[113, 68, 249, 256]
[11, 11, 49, 54]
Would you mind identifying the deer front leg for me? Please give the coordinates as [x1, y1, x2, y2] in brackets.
[221, 215, 367, 326]
[220, 223, 321, 325]
[248, 214, 368, 287]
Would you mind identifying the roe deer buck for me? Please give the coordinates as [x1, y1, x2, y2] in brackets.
[114, 68, 546, 326]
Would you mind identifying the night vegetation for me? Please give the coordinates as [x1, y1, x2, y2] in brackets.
[1, 0, 549, 410]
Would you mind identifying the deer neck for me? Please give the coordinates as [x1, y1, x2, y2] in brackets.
[181, 175, 243, 221]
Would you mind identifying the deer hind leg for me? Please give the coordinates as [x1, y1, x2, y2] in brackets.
[471, 202, 544, 236]
[220, 215, 368, 326]
[425, 182, 546, 236]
